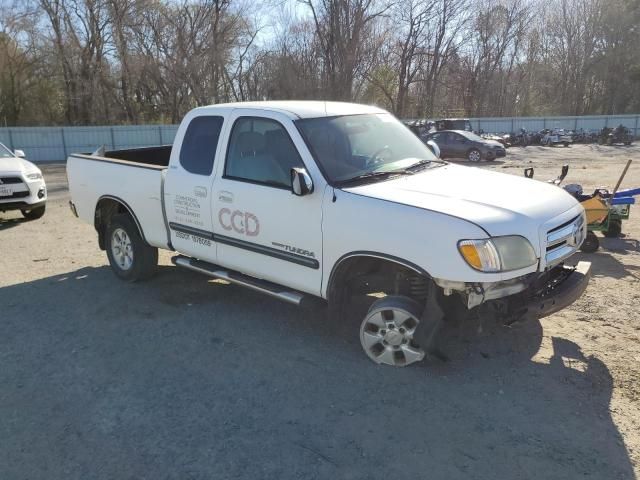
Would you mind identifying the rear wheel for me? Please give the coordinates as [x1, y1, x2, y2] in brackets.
[360, 296, 425, 367]
[106, 214, 158, 281]
[563, 142, 569, 147]
[580, 231, 599, 253]
[467, 149, 481, 162]
[21, 205, 45, 220]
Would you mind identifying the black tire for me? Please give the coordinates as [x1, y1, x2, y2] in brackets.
[563, 142, 569, 147]
[467, 148, 482, 162]
[21, 205, 46, 220]
[604, 219, 622, 238]
[106, 214, 158, 281]
[580, 231, 599, 253]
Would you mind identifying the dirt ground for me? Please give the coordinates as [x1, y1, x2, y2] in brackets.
[1, 143, 639, 479]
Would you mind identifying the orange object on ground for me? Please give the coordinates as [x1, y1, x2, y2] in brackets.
[581, 196, 609, 224]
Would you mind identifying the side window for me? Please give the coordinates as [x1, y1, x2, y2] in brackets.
[225, 117, 304, 188]
[179, 116, 224, 176]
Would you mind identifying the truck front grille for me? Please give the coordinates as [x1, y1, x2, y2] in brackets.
[545, 214, 585, 268]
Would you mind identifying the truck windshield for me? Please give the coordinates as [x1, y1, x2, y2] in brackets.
[297, 113, 438, 184]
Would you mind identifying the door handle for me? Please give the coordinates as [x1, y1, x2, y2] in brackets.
[218, 191, 234, 203]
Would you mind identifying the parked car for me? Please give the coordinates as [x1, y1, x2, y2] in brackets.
[0, 143, 47, 219]
[66, 101, 590, 368]
[424, 130, 506, 161]
[541, 129, 572, 147]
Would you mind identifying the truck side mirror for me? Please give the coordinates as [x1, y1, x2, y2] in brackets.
[560, 164, 569, 181]
[14, 149, 25, 158]
[291, 167, 313, 196]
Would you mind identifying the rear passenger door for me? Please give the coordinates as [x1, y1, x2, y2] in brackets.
[211, 109, 324, 296]
[164, 113, 226, 262]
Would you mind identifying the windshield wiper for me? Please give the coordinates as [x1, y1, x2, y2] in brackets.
[336, 170, 411, 186]
[402, 159, 432, 172]
[400, 159, 446, 173]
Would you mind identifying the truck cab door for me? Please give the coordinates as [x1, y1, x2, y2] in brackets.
[163, 113, 227, 262]
[211, 109, 325, 296]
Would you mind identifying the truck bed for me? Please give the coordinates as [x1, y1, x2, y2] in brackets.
[66, 148, 171, 250]
[103, 145, 172, 167]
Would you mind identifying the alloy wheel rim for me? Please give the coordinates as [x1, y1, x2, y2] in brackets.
[360, 306, 425, 367]
[111, 228, 134, 270]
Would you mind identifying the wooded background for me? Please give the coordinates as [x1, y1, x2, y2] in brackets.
[0, 0, 638, 126]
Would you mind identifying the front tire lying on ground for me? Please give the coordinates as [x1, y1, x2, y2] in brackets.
[360, 296, 425, 367]
[21, 205, 45, 220]
[106, 214, 158, 281]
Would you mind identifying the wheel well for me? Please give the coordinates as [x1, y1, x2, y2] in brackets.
[327, 255, 432, 313]
[94, 197, 143, 250]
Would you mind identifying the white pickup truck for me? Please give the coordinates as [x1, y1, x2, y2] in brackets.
[67, 101, 591, 367]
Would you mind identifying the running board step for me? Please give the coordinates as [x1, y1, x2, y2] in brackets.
[171, 255, 306, 306]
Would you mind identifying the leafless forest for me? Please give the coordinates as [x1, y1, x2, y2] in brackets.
[0, 0, 638, 126]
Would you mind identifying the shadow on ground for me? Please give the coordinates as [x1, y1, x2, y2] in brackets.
[0, 215, 27, 231]
[0, 265, 635, 479]
[573, 235, 640, 280]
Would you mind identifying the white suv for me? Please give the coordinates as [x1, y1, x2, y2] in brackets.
[0, 143, 47, 220]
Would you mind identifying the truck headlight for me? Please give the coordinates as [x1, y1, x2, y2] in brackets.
[26, 172, 43, 180]
[458, 236, 537, 272]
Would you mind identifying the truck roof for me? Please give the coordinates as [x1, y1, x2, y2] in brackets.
[192, 101, 387, 119]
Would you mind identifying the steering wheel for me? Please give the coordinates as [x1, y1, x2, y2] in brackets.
[366, 145, 393, 169]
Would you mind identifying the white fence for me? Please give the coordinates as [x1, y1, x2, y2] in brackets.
[0, 114, 638, 163]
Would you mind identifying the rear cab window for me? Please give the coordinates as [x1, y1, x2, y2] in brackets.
[179, 116, 224, 175]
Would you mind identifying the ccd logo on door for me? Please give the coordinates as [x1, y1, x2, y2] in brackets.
[219, 208, 260, 237]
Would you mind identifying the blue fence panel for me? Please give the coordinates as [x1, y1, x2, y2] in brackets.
[159, 125, 179, 145]
[513, 118, 546, 131]
[63, 126, 113, 155]
[576, 116, 609, 131]
[7, 128, 65, 162]
[112, 125, 164, 150]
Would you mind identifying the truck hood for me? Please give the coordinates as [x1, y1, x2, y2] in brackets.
[343, 163, 579, 238]
[0, 156, 40, 175]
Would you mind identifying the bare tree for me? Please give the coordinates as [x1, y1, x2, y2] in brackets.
[300, 0, 389, 100]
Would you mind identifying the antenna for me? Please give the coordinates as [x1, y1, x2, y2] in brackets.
[324, 100, 327, 116]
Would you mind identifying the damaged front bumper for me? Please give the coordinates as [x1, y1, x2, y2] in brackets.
[436, 261, 592, 323]
[506, 261, 591, 322]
